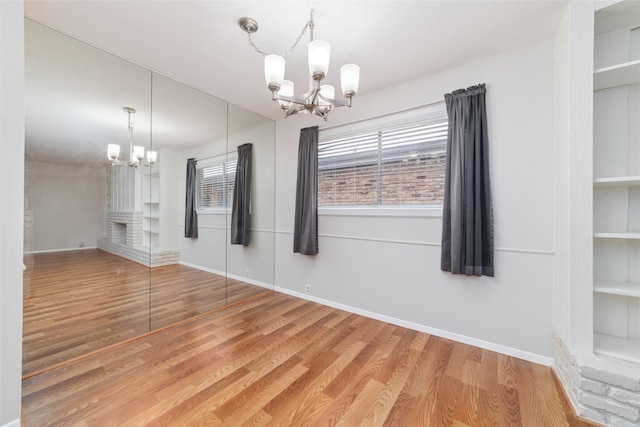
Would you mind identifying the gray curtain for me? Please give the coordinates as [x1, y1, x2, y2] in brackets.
[184, 158, 198, 238]
[293, 126, 319, 255]
[231, 143, 252, 246]
[441, 84, 494, 276]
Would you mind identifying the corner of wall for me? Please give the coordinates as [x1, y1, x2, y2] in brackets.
[552, 332, 582, 413]
[0, 0, 25, 424]
[554, 332, 640, 425]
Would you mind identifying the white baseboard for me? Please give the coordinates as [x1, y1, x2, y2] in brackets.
[274, 286, 552, 367]
[24, 246, 97, 255]
[179, 261, 226, 277]
[179, 261, 273, 290]
[2, 418, 20, 427]
[226, 272, 273, 290]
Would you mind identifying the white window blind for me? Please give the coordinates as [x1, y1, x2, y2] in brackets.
[318, 102, 448, 207]
[196, 154, 237, 210]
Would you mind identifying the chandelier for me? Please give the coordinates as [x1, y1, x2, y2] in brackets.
[107, 107, 157, 167]
[238, 10, 360, 121]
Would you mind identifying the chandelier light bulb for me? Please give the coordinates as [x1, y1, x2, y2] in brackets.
[319, 85, 335, 107]
[340, 64, 360, 97]
[146, 150, 158, 165]
[107, 144, 120, 161]
[264, 54, 285, 90]
[278, 80, 294, 109]
[308, 40, 330, 78]
[133, 145, 145, 161]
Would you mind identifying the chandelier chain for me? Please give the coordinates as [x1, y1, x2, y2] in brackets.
[246, 11, 314, 57]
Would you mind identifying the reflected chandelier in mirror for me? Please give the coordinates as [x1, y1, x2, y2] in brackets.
[108, 107, 157, 167]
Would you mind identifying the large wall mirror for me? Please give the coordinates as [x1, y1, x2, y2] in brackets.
[23, 19, 275, 376]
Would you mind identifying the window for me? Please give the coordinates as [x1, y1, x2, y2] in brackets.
[196, 154, 237, 210]
[318, 102, 448, 208]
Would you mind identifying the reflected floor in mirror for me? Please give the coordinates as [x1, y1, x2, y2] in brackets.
[22, 249, 269, 375]
[22, 291, 597, 426]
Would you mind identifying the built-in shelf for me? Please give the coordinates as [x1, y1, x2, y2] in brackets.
[144, 230, 159, 236]
[594, 281, 640, 298]
[594, 176, 640, 186]
[143, 201, 159, 205]
[594, 59, 640, 90]
[143, 216, 159, 220]
[594, 232, 640, 239]
[594, 333, 640, 365]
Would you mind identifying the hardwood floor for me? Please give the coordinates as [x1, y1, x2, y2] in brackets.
[23, 249, 269, 375]
[23, 291, 597, 426]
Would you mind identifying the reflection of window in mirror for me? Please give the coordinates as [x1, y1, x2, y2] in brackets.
[195, 153, 237, 210]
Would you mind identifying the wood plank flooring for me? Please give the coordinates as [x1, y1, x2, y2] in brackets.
[23, 249, 269, 375]
[23, 291, 597, 426]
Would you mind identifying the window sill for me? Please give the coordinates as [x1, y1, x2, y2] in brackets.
[319, 206, 443, 218]
[196, 209, 230, 215]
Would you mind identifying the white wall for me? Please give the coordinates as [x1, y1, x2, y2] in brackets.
[157, 148, 181, 252]
[554, 0, 572, 353]
[24, 160, 107, 252]
[275, 39, 557, 362]
[0, 0, 24, 424]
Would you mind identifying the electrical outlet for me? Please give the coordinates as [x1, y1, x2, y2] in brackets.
[305, 284, 311, 294]
[245, 269, 250, 277]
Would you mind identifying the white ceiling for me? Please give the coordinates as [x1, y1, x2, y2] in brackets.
[25, 0, 569, 123]
[24, 1, 569, 166]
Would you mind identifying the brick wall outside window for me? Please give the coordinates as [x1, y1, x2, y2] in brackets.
[318, 153, 446, 207]
[317, 102, 448, 209]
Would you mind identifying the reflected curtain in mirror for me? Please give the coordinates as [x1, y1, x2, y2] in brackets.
[441, 84, 494, 276]
[185, 158, 198, 238]
[293, 126, 319, 255]
[231, 143, 252, 246]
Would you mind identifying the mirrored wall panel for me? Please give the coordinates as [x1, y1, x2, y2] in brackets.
[23, 19, 153, 375]
[225, 103, 276, 304]
[148, 73, 230, 330]
[23, 19, 275, 376]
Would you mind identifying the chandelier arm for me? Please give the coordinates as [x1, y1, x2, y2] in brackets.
[317, 92, 350, 107]
[276, 95, 306, 106]
[277, 89, 317, 106]
[311, 108, 329, 121]
[285, 104, 310, 117]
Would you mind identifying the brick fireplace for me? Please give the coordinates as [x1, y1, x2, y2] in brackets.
[105, 211, 142, 247]
[97, 210, 179, 268]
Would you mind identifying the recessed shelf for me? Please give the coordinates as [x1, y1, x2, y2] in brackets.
[594, 281, 640, 298]
[594, 59, 640, 90]
[594, 333, 640, 365]
[594, 176, 640, 186]
[143, 201, 160, 205]
[594, 232, 640, 239]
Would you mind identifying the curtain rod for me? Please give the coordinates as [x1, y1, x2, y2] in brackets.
[193, 153, 227, 162]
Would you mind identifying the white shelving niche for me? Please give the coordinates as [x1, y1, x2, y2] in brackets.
[593, 9, 640, 365]
[142, 163, 160, 251]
